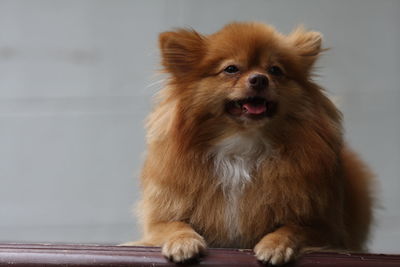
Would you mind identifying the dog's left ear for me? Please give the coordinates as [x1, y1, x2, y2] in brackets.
[159, 29, 206, 77]
[287, 26, 323, 71]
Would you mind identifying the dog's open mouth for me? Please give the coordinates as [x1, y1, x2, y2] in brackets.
[225, 96, 278, 119]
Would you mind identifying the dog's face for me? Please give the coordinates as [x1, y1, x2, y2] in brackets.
[159, 23, 322, 128]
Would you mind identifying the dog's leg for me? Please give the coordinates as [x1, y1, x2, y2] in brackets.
[254, 224, 315, 266]
[139, 221, 207, 263]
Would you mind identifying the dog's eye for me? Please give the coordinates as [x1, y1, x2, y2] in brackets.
[268, 66, 283, 76]
[224, 65, 240, 74]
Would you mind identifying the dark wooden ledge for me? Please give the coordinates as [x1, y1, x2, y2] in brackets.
[0, 243, 399, 266]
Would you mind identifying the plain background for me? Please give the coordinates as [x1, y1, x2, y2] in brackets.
[0, 0, 399, 253]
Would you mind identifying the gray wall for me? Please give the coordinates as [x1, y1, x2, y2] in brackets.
[0, 0, 399, 253]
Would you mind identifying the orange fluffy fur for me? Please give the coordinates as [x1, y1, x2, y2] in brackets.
[127, 22, 373, 265]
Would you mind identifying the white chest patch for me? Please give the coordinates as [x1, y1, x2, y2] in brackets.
[208, 133, 271, 241]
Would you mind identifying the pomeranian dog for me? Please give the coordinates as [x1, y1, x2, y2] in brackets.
[126, 22, 373, 265]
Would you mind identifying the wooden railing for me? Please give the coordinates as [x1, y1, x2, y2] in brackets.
[0, 243, 399, 266]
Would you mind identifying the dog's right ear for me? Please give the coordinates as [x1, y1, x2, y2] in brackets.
[286, 26, 323, 73]
[159, 29, 206, 77]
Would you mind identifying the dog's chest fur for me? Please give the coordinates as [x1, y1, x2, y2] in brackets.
[209, 133, 270, 242]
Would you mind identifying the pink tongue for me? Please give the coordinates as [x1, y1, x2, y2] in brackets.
[243, 103, 266, 114]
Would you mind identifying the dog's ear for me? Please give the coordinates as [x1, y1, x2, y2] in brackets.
[159, 29, 206, 77]
[287, 26, 323, 71]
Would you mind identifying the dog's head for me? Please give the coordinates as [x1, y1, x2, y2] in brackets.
[159, 22, 324, 129]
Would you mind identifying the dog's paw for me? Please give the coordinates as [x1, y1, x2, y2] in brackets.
[254, 234, 298, 266]
[162, 232, 207, 263]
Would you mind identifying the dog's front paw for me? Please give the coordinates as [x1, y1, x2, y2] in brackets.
[254, 234, 298, 266]
[162, 232, 207, 263]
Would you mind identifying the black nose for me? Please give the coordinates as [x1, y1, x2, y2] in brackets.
[248, 74, 269, 91]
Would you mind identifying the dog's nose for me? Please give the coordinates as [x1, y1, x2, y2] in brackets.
[248, 74, 269, 91]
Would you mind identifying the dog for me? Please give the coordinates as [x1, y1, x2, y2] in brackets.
[125, 22, 373, 265]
